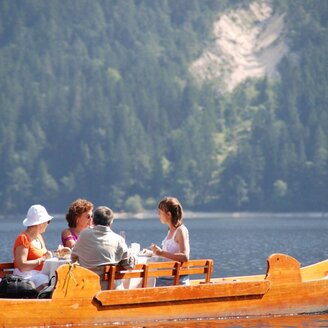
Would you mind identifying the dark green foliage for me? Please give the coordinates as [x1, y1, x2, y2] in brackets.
[0, 0, 327, 213]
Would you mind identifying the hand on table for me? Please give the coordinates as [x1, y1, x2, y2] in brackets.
[150, 243, 162, 256]
[54, 246, 72, 259]
[139, 248, 153, 257]
[44, 250, 53, 259]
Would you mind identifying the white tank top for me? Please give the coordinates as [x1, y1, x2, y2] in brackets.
[161, 225, 189, 254]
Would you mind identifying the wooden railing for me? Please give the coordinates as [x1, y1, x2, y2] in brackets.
[103, 259, 214, 290]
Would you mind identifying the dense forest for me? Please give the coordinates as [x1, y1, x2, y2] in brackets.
[0, 0, 327, 214]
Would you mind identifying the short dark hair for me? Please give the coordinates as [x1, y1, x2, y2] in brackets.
[93, 206, 114, 226]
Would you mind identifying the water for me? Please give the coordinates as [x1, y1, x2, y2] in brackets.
[1, 212, 328, 327]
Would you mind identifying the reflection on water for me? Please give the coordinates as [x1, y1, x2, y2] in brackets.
[61, 313, 328, 327]
[140, 314, 328, 327]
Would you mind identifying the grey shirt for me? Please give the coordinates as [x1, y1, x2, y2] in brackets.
[71, 225, 134, 278]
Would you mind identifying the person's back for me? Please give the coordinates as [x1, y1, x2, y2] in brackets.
[71, 206, 135, 289]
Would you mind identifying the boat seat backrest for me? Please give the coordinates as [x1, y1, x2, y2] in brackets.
[103, 259, 213, 290]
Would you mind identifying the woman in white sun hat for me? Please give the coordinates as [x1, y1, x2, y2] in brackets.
[13, 204, 53, 291]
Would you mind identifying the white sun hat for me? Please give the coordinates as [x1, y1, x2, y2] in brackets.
[23, 204, 53, 227]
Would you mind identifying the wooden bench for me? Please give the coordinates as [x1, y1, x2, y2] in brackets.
[0, 259, 214, 290]
[104, 259, 213, 290]
[0, 262, 14, 278]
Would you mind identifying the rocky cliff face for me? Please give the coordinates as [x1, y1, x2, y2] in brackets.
[190, 1, 289, 92]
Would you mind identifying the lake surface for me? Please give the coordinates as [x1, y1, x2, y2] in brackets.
[1, 212, 328, 327]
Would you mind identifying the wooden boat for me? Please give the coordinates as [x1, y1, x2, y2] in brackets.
[0, 253, 328, 327]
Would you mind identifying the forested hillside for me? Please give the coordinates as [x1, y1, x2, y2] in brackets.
[0, 0, 327, 214]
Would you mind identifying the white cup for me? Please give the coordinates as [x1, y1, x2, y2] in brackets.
[130, 243, 140, 255]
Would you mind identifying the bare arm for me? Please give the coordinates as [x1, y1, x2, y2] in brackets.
[15, 245, 46, 271]
[61, 229, 76, 249]
[151, 227, 190, 262]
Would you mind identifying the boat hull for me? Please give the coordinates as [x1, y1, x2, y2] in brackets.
[1, 254, 328, 327]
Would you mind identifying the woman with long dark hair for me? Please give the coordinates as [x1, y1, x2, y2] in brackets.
[150, 197, 190, 286]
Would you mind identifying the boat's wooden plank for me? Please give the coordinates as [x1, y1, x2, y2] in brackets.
[2, 254, 328, 327]
[301, 259, 328, 281]
[104, 259, 213, 290]
[94, 280, 271, 306]
[1, 280, 328, 328]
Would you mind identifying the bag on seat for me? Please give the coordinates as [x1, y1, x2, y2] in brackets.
[37, 276, 56, 299]
[37, 284, 54, 299]
[0, 274, 38, 298]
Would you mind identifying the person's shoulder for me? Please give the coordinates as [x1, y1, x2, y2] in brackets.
[14, 231, 29, 246]
[111, 231, 126, 243]
[80, 227, 93, 236]
[112, 231, 123, 239]
[178, 224, 188, 233]
[15, 231, 27, 240]
[176, 224, 189, 239]
[61, 228, 71, 237]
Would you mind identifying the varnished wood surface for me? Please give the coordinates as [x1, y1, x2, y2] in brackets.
[104, 259, 213, 289]
[0, 253, 328, 327]
[95, 280, 271, 306]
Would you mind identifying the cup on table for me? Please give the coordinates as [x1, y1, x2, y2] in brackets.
[130, 243, 140, 255]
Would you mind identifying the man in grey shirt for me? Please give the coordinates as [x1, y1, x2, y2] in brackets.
[71, 206, 135, 289]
